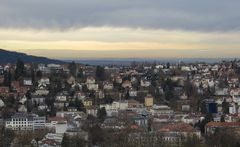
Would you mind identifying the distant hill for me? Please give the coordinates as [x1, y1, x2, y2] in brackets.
[0, 49, 64, 64]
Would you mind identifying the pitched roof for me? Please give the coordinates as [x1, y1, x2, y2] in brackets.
[48, 116, 67, 122]
[159, 123, 198, 133]
[206, 122, 240, 127]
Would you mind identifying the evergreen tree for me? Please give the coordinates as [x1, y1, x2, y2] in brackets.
[200, 100, 207, 114]
[62, 134, 70, 147]
[96, 66, 105, 81]
[222, 99, 229, 114]
[68, 61, 77, 77]
[31, 67, 35, 85]
[36, 70, 42, 79]
[3, 70, 12, 87]
[197, 113, 213, 133]
[15, 58, 25, 80]
[97, 107, 107, 122]
[75, 98, 85, 112]
[220, 115, 225, 122]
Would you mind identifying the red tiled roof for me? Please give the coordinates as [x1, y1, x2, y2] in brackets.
[131, 125, 139, 129]
[42, 139, 57, 146]
[206, 122, 240, 127]
[48, 116, 67, 122]
[159, 123, 198, 132]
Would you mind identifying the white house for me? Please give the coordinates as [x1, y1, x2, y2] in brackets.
[122, 80, 132, 88]
[150, 105, 174, 116]
[0, 99, 5, 107]
[100, 101, 128, 116]
[86, 76, 95, 84]
[38, 77, 50, 85]
[103, 81, 114, 90]
[23, 78, 33, 86]
[129, 89, 137, 97]
[87, 83, 99, 91]
[5, 113, 46, 131]
[140, 80, 151, 87]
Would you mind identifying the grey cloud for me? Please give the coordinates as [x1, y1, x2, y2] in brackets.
[0, 0, 240, 31]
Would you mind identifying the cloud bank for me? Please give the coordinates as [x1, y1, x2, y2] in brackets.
[1, 0, 240, 31]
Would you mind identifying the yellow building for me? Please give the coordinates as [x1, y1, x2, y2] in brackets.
[145, 94, 153, 107]
[83, 99, 93, 107]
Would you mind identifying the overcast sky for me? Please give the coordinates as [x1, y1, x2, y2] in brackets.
[0, 0, 240, 58]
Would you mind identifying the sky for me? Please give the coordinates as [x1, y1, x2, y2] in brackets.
[0, 0, 240, 59]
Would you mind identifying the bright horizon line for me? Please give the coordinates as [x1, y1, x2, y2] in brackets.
[2, 48, 240, 60]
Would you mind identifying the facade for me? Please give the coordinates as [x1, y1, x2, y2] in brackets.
[103, 81, 114, 90]
[150, 105, 174, 116]
[205, 122, 240, 135]
[32, 95, 46, 105]
[23, 78, 33, 86]
[145, 95, 153, 107]
[5, 113, 46, 131]
[158, 123, 201, 143]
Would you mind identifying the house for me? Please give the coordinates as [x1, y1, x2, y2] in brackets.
[201, 99, 218, 114]
[103, 81, 114, 90]
[150, 105, 174, 116]
[23, 78, 33, 86]
[132, 115, 149, 127]
[158, 123, 201, 143]
[96, 90, 105, 99]
[181, 66, 191, 72]
[131, 77, 138, 84]
[74, 91, 86, 100]
[32, 95, 46, 105]
[128, 99, 141, 108]
[67, 76, 76, 85]
[38, 64, 50, 74]
[55, 122, 67, 134]
[144, 94, 153, 107]
[0, 99, 5, 107]
[182, 104, 190, 112]
[100, 101, 129, 116]
[86, 106, 98, 117]
[140, 80, 151, 87]
[215, 88, 229, 96]
[101, 118, 125, 130]
[47, 64, 61, 70]
[37, 133, 63, 147]
[153, 115, 171, 123]
[205, 122, 240, 135]
[18, 104, 27, 112]
[129, 89, 137, 97]
[54, 101, 69, 110]
[87, 83, 99, 91]
[182, 115, 201, 125]
[34, 83, 49, 95]
[46, 116, 67, 129]
[122, 80, 132, 88]
[55, 92, 68, 102]
[38, 77, 50, 85]
[38, 104, 48, 111]
[85, 77, 98, 91]
[86, 76, 95, 84]
[83, 99, 93, 108]
[5, 113, 46, 131]
[230, 88, 240, 96]
[71, 83, 82, 91]
[115, 76, 122, 84]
